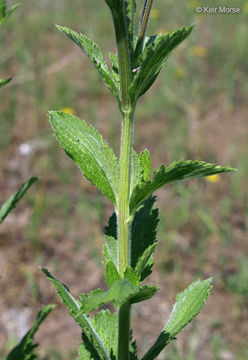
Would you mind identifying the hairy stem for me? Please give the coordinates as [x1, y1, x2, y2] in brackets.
[118, 109, 134, 276]
[112, 7, 131, 110]
[118, 303, 131, 360]
[111, 4, 134, 360]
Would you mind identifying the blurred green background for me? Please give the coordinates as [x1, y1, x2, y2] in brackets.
[0, 0, 248, 359]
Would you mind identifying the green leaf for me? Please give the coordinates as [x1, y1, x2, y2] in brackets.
[131, 196, 158, 270]
[6, 305, 55, 360]
[125, 0, 136, 54]
[109, 52, 119, 89]
[124, 266, 140, 286]
[49, 111, 119, 205]
[93, 310, 118, 358]
[104, 0, 122, 14]
[103, 235, 118, 267]
[78, 310, 118, 360]
[142, 278, 212, 360]
[0, 0, 6, 19]
[0, 177, 38, 224]
[0, 1, 20, 25]
[78, 342, 95, 360]
[130, 160, 236, 214]
[135, 243, 157, 281]
[56, 25, 120, 104]
[129, 25, 193, 104]
[0, 77, 11, 87]
[131, 149, 151, 194]
[41, 267, 111, 360]
[105, 260, 120, 286]
[80, 279, 158, 312]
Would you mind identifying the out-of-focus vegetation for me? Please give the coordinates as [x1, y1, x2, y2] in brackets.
[0, 0, 247, 358]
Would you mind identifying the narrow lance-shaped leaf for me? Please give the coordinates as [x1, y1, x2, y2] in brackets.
[0, 177, 38, 224]
[56, 25, 120, 105]
[0, 77, 12, 87]
[6, 305, 55, 360]
[142, 278, 212, 360]
[41, 267, 111, 360]
[130, 160, 236, 214]
[129, 25, 193, 104]
[49, 111, 119, 205]
[0, 0, 20, 25]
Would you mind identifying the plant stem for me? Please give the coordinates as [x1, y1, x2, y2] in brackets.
[118, 303, 131, 360]
[118, 108, 133, 276]
[112, 10, 131, 111]
[111, 5, 134, 360]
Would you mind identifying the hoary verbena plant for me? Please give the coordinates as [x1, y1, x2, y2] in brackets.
[42, 1, 235, 359]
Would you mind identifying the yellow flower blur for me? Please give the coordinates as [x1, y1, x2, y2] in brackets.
[206, 174, 220, 183]
[156, 28, 168, 35]
[60, 107, 76, 115]
[189, 0, 200, 8]
[173, 68, 186, 79]
[150, 8, 160, 19]
[190, 46, 207, 58]
[244, 2, 248, 13]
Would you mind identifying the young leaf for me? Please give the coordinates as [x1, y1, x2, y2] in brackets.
[0, 77, 11, 87]
[49, 111, 119, 205]
[103, 235, 118, 267]
[135, 242, 157, 281]
[130, 160, 236, 214]
[56, 25, 120, 104]
[109, 52, 119, 89]
[131, 149, 151, 193]
[41, 267, 111, 360]
[131, 196, 159, 270]
[129, 25, 193, 104]
[124, 266, 140, 286]
[105, 260, 120, 286]
[141, 278, 212, 360]
[0, 177, 38, 224]
[80, 279, 158, 312]
[6, 305, 55, 360]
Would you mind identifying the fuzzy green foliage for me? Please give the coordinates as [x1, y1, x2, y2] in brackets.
[56, 25, 120, 105]
[142, 279, 212, 360]
[49, 111, 119, 205]
[6, 305, 55, 360]
[42, 0, 236, 359]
